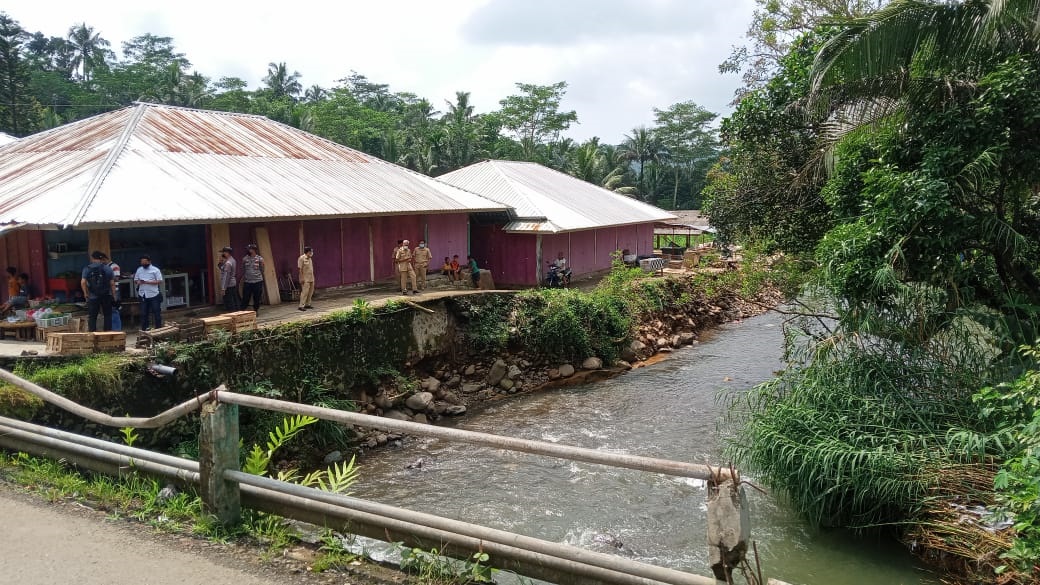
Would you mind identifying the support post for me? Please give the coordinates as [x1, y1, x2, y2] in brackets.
[706, 479, 750, 581]
[199, 401, 241, 525]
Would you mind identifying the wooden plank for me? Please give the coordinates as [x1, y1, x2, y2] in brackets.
[209, 223, 231, 304]
[87, 229, 110, 258]
[253, 226, 281, 305]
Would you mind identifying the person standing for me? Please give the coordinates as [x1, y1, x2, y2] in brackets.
[241, 244, 265, 314]
[80, 251, 116, 332]
[413, 239, 432, 291]
[297, 246, 315, 311]
[134, 255, 164, 331]
[218, 246, 240, 311]
[100, 253, 122, 331]
[395, 239, 418, 295]
[467, 255, 481, 288]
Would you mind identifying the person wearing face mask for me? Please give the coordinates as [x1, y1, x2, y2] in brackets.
[218, 246, 239, 311]
[395, 239, 418, 295]
[412, 240, 432, 291]
[297, 246, 315, 311]
[134, 254, 164, 331]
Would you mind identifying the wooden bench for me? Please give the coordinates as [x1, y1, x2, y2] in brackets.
[0, 320, 37, 341]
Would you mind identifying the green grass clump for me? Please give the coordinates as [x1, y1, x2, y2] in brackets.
[13, 354, 129, 404]
[0, 384, 44, 419]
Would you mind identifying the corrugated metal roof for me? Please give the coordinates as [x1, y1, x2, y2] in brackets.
[439, 160, 676, 234]
[0, 103, 506, 228]
[0, 133, 15, 146]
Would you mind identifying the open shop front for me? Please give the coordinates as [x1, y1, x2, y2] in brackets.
[43, 225, 208, 317]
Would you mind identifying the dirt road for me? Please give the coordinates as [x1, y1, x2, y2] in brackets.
[0, 486, 362, 585]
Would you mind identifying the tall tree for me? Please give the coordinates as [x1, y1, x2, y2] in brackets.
[441, 91, 479, 171]
[262, 62, 302, 100]
[0, 13, 41, 135]
[621, 126, 665, 202]
[720, 0, 886, 99]
[653, 101, 719, 209]
[497, 81, 577, 159]
[66, 23, 111, 82]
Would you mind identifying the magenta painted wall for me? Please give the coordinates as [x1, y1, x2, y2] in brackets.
[371, 215, 422, 280]
[425, 213, 469, 264]
[471, 224, 537, 286]
[302, 219, 341, 288]
[339, 218, 370, 285]
[266, 220, 301, 282]
[567, 230, 599, 276]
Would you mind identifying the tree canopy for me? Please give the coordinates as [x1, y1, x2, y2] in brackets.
[0, 10, 720, 208]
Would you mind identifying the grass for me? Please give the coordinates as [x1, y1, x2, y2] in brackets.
[0, 450, 342, 567]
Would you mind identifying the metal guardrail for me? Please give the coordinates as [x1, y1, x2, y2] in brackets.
[0, 368, 751, 585]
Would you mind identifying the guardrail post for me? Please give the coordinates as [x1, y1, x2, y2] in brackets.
[199, 401, 241, 525]
[707, 479, 750, 581]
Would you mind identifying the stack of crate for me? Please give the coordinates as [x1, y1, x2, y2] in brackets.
[46, 331, 128, 355]
[94, 331, 127, 353]
[198, 315, 234, 335]
[46, 333, 95, 356]
[225, 310, 257, 334]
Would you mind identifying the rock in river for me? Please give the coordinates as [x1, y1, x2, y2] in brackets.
[405, 391, 434, 411]
[487, 359, 509, 386]
[582, 357, 603, 370]
[558, 364, 576, 377]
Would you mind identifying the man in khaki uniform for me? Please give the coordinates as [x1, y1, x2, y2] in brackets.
[412, 239, 433, 291]
[395, 239, 418, 295]
[297, 246, 315, 311]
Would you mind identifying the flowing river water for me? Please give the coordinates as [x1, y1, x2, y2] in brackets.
[351, 311, 938, 585]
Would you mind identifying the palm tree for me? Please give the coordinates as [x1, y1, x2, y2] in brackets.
[66, 23, 111, 82]
[809, 0, 1040, 146]
[808, 0, 1040, 303]
[443, 92, 479, 171]
[303, 85, 327, 103]
[621, 127, 664, 201]
[263, 62, 302, 100]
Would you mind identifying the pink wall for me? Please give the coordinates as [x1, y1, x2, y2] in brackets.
[266, 220, 301, 283]
[338, 218, 370, 285]
[425, 213, 469, 265]
[471, 224, 537, 286]
[302, 219, 341, 288]
[371, 215, 422, 280]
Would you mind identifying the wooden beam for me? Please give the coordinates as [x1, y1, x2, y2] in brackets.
[253, 226, 282, 305]
[209, 223, 230, 303]
[87, 229, 110, 258]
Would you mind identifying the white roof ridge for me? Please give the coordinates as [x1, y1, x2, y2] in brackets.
[63, 103, 148, 226]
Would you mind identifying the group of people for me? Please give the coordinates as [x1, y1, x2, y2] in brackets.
[217, 244, 316, 313]
[81, 251, 164, 332]
[393, 239, 480, 295]
[440, 254, 481, 287]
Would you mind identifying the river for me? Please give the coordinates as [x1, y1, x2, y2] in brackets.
[352, 311, 938, 585]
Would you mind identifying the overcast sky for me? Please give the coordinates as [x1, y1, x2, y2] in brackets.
[8, 0, 756, 143]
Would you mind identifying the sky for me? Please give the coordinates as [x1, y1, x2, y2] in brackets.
[7, 0, 757, 143]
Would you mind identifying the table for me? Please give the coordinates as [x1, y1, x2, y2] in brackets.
[0, 320, 37, 341]
[118, 272, 190, 310]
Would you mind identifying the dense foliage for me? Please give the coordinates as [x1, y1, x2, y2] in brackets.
[0, 11, 720, 208]
[714, 0, 1040, 579]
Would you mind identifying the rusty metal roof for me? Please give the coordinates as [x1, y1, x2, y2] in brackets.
[438, 160, 675, 234]
[0, 103, 506, 228]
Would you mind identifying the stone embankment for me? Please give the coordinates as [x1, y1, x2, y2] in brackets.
[350, 287, 783, 449]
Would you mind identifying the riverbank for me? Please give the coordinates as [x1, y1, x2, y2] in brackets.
[0, 261, 789, 459]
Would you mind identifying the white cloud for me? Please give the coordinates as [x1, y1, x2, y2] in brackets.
[8, 0, 755, 143]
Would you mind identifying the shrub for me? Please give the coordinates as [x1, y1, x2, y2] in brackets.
[0, 383, 44, 419]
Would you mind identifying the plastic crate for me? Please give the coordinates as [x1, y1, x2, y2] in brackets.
[38, 315, 71, 328]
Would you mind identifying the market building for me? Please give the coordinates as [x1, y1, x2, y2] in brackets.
[438, 160, 675, 286]
[0, 103, 506, 307]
